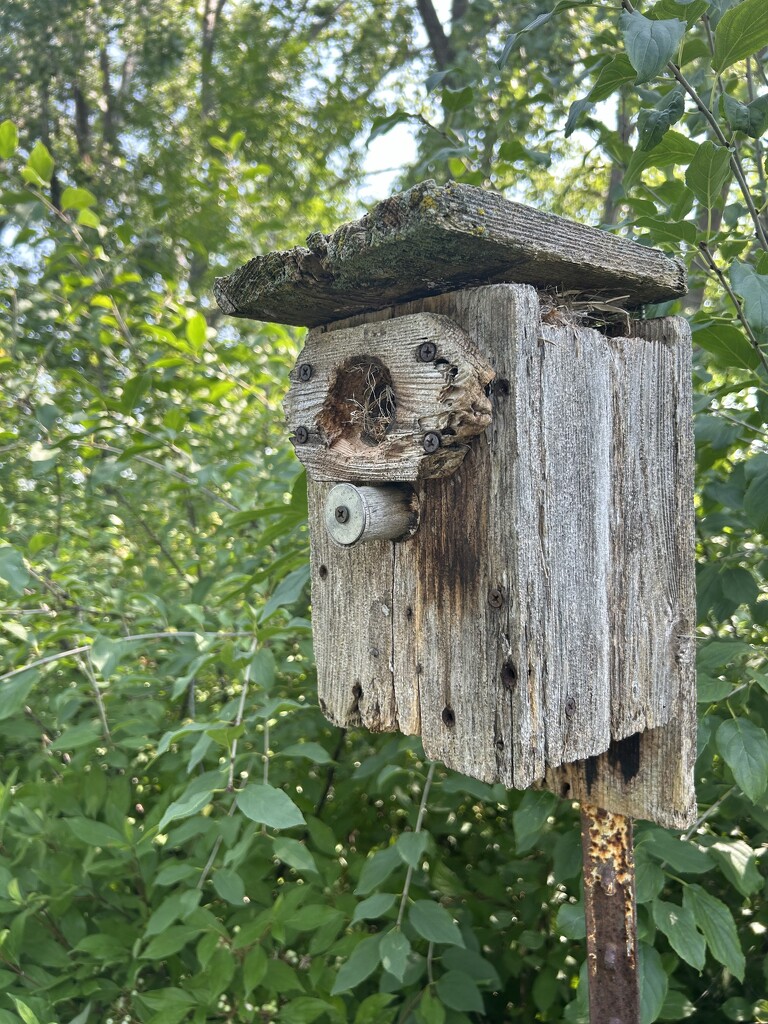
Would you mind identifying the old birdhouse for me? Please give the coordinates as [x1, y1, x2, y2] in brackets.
[215, 180, 696, 829]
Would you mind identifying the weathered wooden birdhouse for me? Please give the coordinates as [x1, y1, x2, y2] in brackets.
[215, 180, 696, 829]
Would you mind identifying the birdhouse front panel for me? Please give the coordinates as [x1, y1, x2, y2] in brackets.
[285, 283, 695, 804]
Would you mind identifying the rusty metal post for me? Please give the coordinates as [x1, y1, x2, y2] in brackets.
[581, 804, 640, 1024]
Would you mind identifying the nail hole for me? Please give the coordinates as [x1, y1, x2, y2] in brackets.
[442, 707, 455, 728]
[565, 697, 577, 719]
[318, 564, 328, 579]
[405, 606, 413, 619]
[495, 738, 504, 751]
[501, 660, 517, 691]
[369, 647, 380, 658]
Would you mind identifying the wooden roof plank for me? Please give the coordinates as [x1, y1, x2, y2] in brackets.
[214, 179, 687, 328]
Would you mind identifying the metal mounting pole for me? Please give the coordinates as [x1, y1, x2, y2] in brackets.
[581, 804, 640, 1024]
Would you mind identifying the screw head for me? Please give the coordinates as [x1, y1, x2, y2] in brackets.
[417, 341, 437, 362]
[488, 587, 503, 608]
[298, 363, 313, 382]
[565, 696, 577, 718]
[334, 505, 350, 524]
[294, 425, 309, 444]
[422, 431, 441, 454]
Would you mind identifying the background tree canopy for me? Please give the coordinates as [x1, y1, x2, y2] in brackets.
[1, 1, 767, 1022]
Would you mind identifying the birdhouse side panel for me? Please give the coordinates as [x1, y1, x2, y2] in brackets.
[607, 318, 695, 738]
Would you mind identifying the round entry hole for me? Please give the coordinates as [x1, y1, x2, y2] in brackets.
[442, 707, 456, 728]
[318, 357, 395, 447]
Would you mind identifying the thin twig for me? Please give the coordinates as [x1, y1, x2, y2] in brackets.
[229, 639, 257, 791]
[682, 786, 736, 840]
[79, 654, 112, 744]
[697, 242, 768, 375]
[396, 762, 437, 928]
[0, 630, 253, 683]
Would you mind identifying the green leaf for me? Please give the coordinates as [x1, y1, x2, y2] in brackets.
[237, 783, 305, 830]
[640, 827, 712, 874]
[157, 786, 216, 832]
[380, 929, 410, 982]
[556, 900, 587, 938]
[259, 565, 310, 622]
[243, 946, 268, 993]
[685, 141, 731, 208]
[26, 140, 54, 183]
[368, 110, 411, 143]
[0, 120, 19, 159]
[186, 312, 207, 352]
[65, 817, 126, 848]
[409, 900, 464, 947]
[417, 989, 446, 1024]
[652, 899, 706, 969]
[712, 0, 768, 71]
[212, 867, 246, 904]
[590, 54, 637, 101]
[142, 926, 202, 960]
[692, 321, 760, 371]
[395, 831, 429, 868]
[720, 93, 752, 133]
[512, 789, 557, 853]
[278, 741, 333, 764]
[684, 884, 745, 979]
[730, 262, 768, 341]
[620, 11, 686, 83]
[716, 717, 768, 800]
[90, 636, 124, 678]
[639, 943, 668, 1024]
[11, 999, 41, 1024]
[0, 544, 29, 594]
[276, 997, 335, 1024]
[721, 567, 758, 606]
[331, 935, 382, 994]
[272, 836, 318, 874]
[637, 88, 685, 151]
[435, 970, 484, 1012]
[0, 671, 36, 721]
[145, 890, 201, 935]
[352, 892, 397, 923]
[354, 994, 397, 1024]
[354, 845, 403, 895]
[708, 839, 763, 896]
[61, 186, 97, 211]
[443, 947, 501, 987]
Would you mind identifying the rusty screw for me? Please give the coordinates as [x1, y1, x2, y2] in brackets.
[488, 587, 503, 608]
[294, 426, 309, 444]
[298, 363, 313, 382]
[334, 505, 350, 524]
[422, 431, 441, 454]
[417, 341, 437, 362]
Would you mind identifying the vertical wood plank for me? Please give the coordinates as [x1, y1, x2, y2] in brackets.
[546, 317, 696, 828]
[308, 480, 399, 732]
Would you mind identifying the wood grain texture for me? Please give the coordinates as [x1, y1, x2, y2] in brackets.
[309, 481, 398, 731]
[546, 317, 697, 828]
[215, 180, 687, 327]
[304, 288, 695, 823]
[283, 312, 493, 482]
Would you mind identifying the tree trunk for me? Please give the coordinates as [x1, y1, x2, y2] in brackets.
[416, 0, 454, 70]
